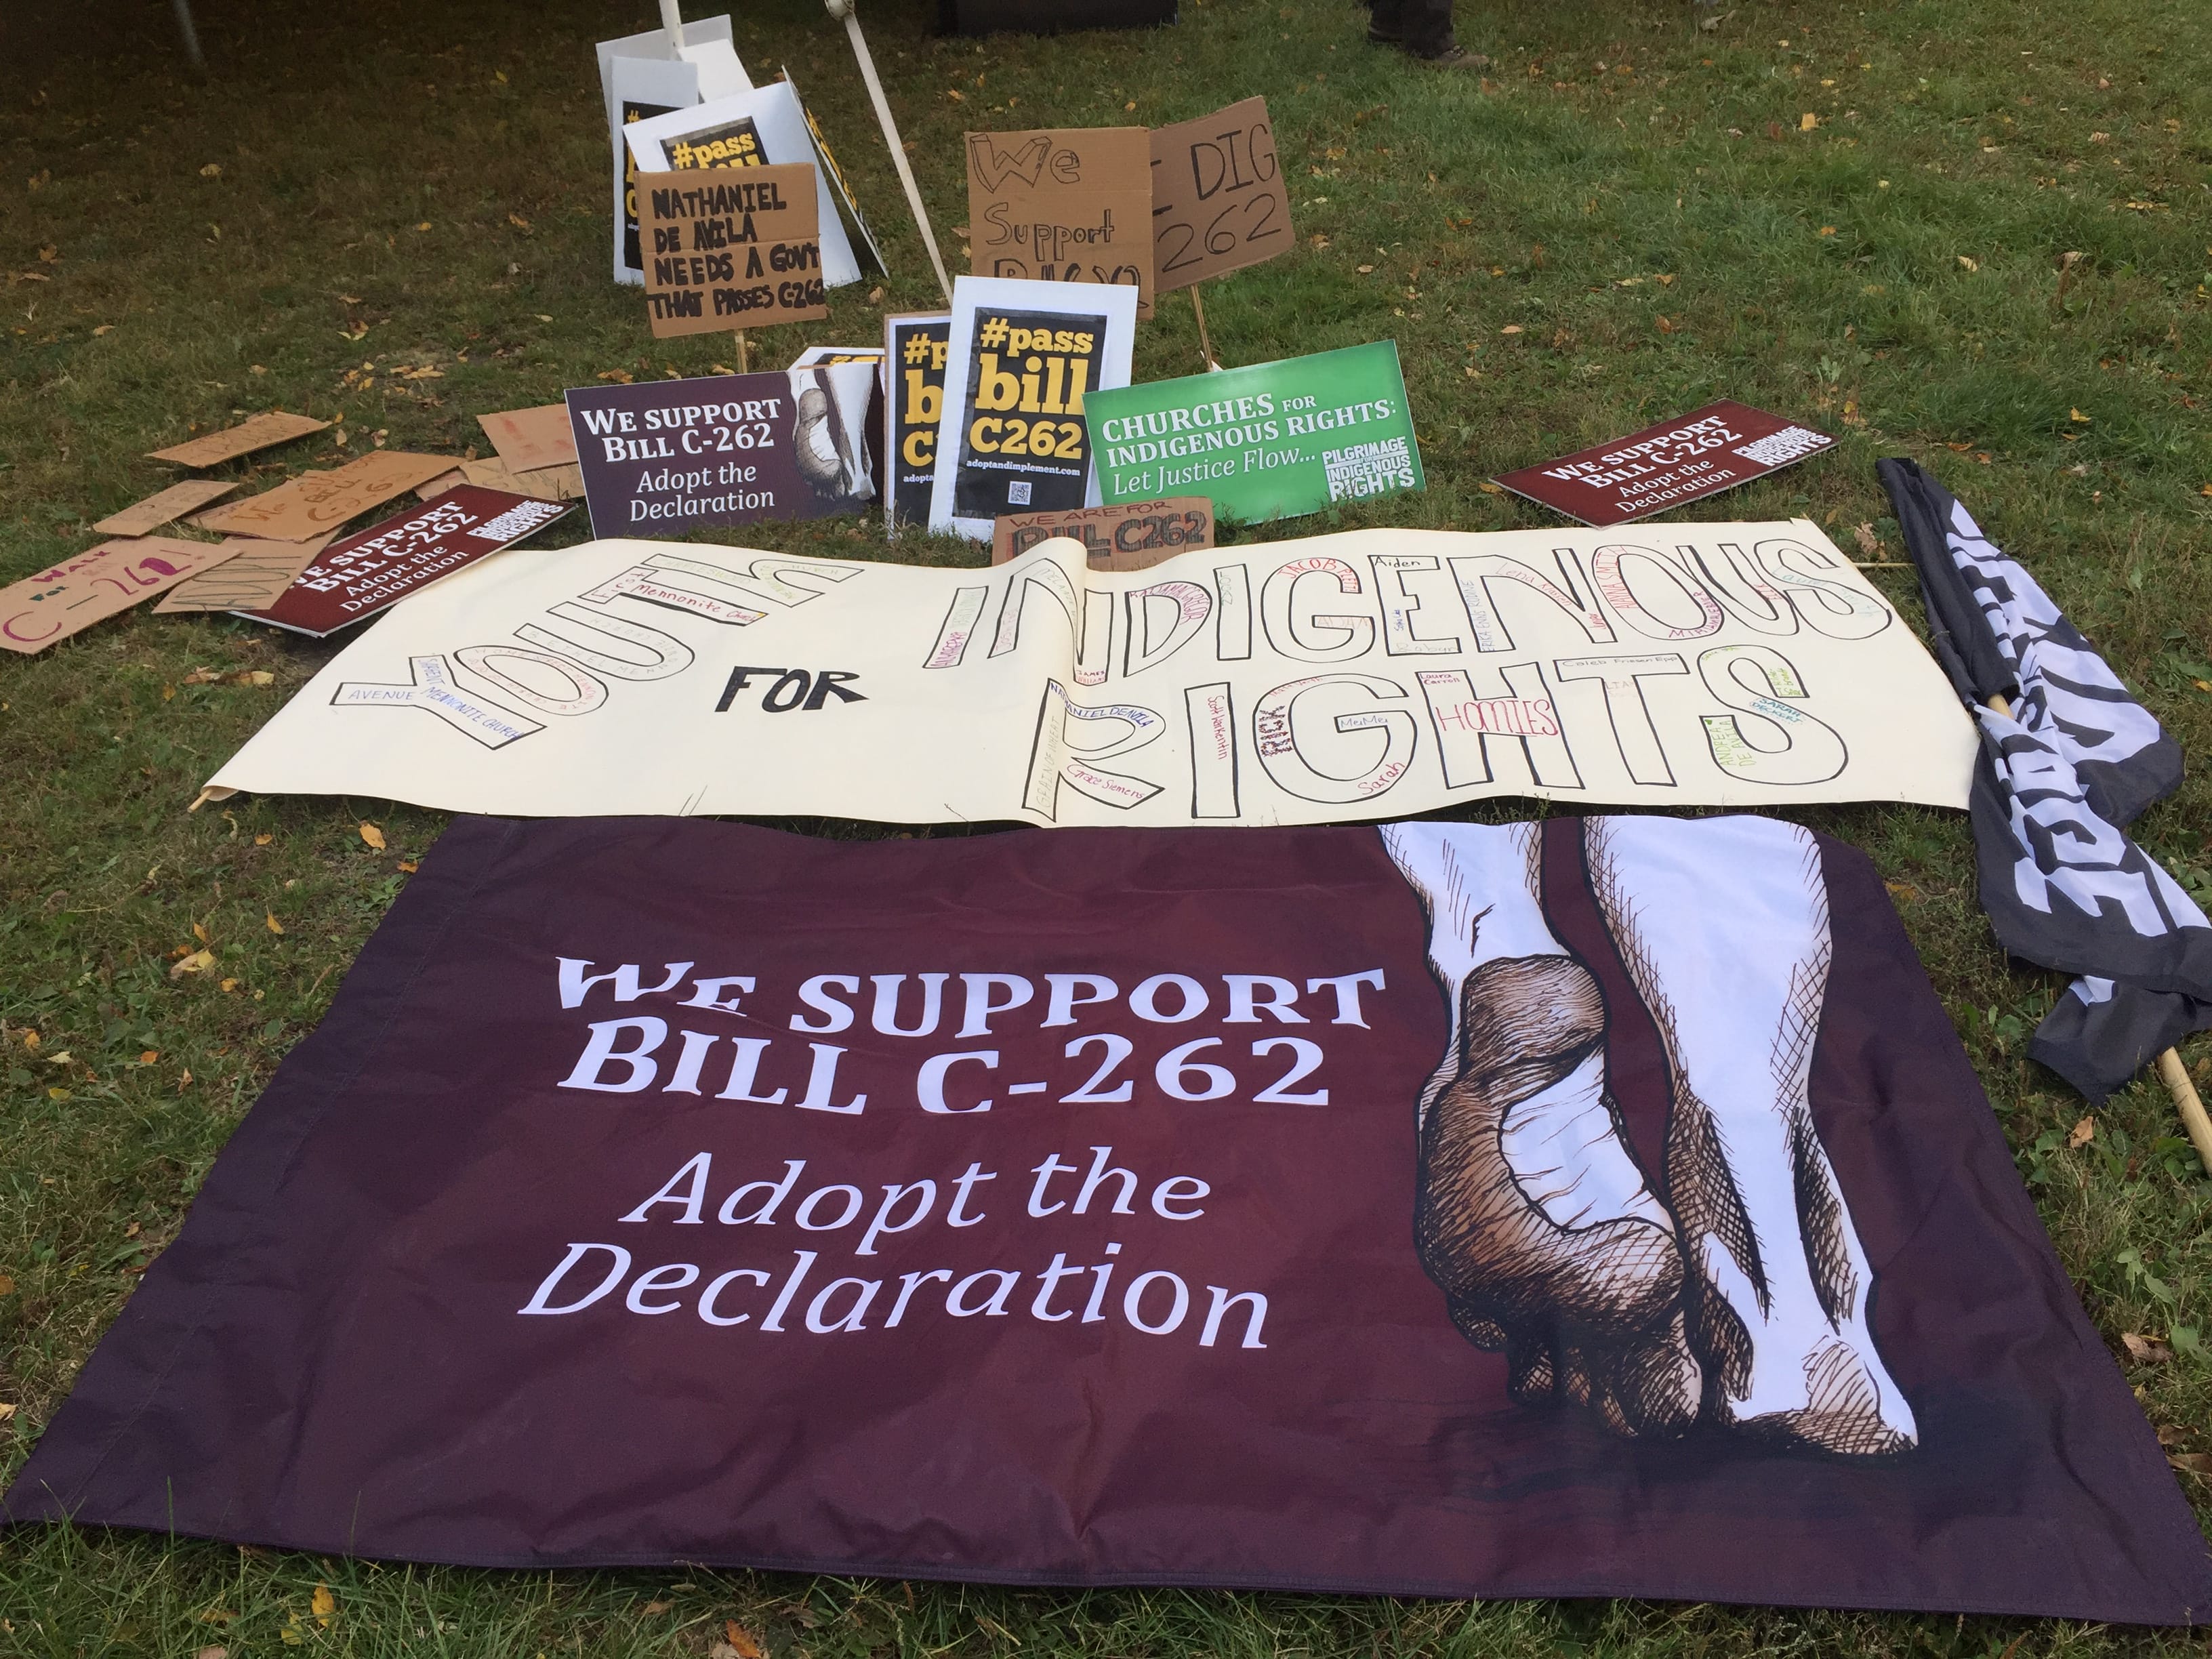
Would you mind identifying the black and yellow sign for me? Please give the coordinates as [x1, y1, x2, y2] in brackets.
[884, 312, 949, 529]
[949, 306, 1106, 521]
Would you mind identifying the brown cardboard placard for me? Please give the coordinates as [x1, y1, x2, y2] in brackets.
[146, 411, 331, 468]
[154, 535, 337, 614]
[526, 462, 589, 501]
[1148, 98, 1292, 294]
[1489, 401, 1837, 527]
[93, 478, 242, 537]
[966, 126, 1155, 319]
[636, 163, 827, 339]
[420, 457, 527, 500]
[195, 451, 460, 542]
[476, 405, 579, 474]
[989, 496, 1214, 571]
[0, 537, 245, 653]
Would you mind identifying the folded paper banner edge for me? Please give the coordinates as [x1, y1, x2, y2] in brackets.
[200, 516, 1978, 821]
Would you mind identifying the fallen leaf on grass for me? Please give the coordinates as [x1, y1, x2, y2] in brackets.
[192, 921, 209, 943]
[1799, 112, 1818, 131]
[93, 323, 112, 335]
[508, 212, 531, 230]
[1355, 264, 1374, 274]
[1957, 255, 1980, 272]
[0, 1401, 17, 1420]
[219, 977, 240, 992]
[398, 859, 419, 874]
[312, 1584, 336, 1626]
[2068, 1115, 2095, 1149]
[0, 1274, 15, 1296]
[169, 947, 216, 980]
[1655, 315, 1678, 333]
[642, 1599, 674, 1615]
[255, 832, 272, 845]
[724, 1622, 765, 1659]
[1477, 481, 1504, 495]
[1500, 324, 1523, 335]
[2171, 1454, 2212, 1477]
[140, 1050, 159, 1064]
[2157, 1423, 2188, 1447]
[2122, 1332, 2172, 1364]
[2070, 408, 2091, 423]
[1854, 523, 1881, 557]
[359, 822, 387, 851]
[596, 369, 634, 384]
[266, 912, 284, 935]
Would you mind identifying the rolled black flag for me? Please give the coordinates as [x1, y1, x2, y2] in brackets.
[1877, 457, 2212, 1100]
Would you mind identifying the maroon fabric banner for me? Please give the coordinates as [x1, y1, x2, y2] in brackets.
[7, 815, 2207, 1621]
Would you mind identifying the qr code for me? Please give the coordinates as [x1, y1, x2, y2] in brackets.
[1006, 480, 1033, 506]
[1732, 426, 1832, 467]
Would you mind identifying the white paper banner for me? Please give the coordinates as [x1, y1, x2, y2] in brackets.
[205, 520, 1975, 823]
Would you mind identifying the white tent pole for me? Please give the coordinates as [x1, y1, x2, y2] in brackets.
[823, 0, 953, 304]
[659, 0, 684, 49]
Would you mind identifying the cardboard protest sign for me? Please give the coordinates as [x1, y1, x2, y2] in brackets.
[1493, 402, 1837, 528]
[93, 478, 239, 536]
[929, 276, 1139, 541]
[566, 364, 878, 537]
[626, 81, 868, 290]
[233, 487, 569, 640]
[990, 497, 1212, 571]
[966, 126, 1154, 319]
[1148, 97, 1292, 293]
[883, 312, 949, 530]
[635, 166, 825, 339]
[478, 407, 579, 475]
[1, 537, 243, 653]
[1088, 342, 1422, 523]
[598, 18, 752, 285]
[15, 809, 2212, 1625]
[155, 535, 335, 614]
[196, 451, 461, 542]
[200, 518, 1978, 823]
[147, 411, 329, 468]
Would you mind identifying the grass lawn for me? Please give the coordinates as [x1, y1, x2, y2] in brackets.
[3, 0, 2211, 1651]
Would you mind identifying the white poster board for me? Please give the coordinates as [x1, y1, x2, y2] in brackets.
[929, 276, 1139, 541]
[596, 18, 752, 287]
[625, 84, 865, 291]
[203, 521, 1977, 825]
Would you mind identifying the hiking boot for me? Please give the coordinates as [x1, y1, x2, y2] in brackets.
[1418, 44, 1488, 68]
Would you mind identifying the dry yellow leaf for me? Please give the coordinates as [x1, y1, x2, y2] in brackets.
[312, 1584, 336, 1624]
[1799, 112, 1818, 131]
[22, 1030, 39, 1049]
[2070, 408, 2091, 423]
[359, 822, 388, 851]
[508, 211, 531, 229]
[724, 1622, 764, 1659]
[0, 1273, 16, 1296]
[266, 912, 284, 935]
[398, 859, 420, 874]
[2123, 1331, 2173, 1364]
[140, 1050, 159, 1064]
[218, 977, 240, 992]
[1500, 324, 1523, 335]
[1957, 255, 1980, 272]
[2068, 1115, 2095, 1149]
[255, 832, 272, 846]
[169, 947, 217, 980]
[192, 921, 209, 944]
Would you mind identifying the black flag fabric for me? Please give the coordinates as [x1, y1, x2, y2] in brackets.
[1878, 458, 2212, 1099]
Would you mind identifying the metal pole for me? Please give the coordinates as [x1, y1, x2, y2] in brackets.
[823, 0, 954, 304]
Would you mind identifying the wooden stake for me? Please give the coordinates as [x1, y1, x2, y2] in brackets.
[2156, 1049, 2212, 1176]
[1189, 284, 1223, 373]
[733, 329, 750, 373]
[1987, 691, 2211, 1172]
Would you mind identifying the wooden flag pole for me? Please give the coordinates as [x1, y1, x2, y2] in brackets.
[823, 0, 954, 305]
[1189, 283, 1223, 373]
[1986, 691, 2212, 1172]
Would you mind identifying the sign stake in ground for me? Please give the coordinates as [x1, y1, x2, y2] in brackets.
[1188, 284, 1221, 373]
[823, 0, 953, 304]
